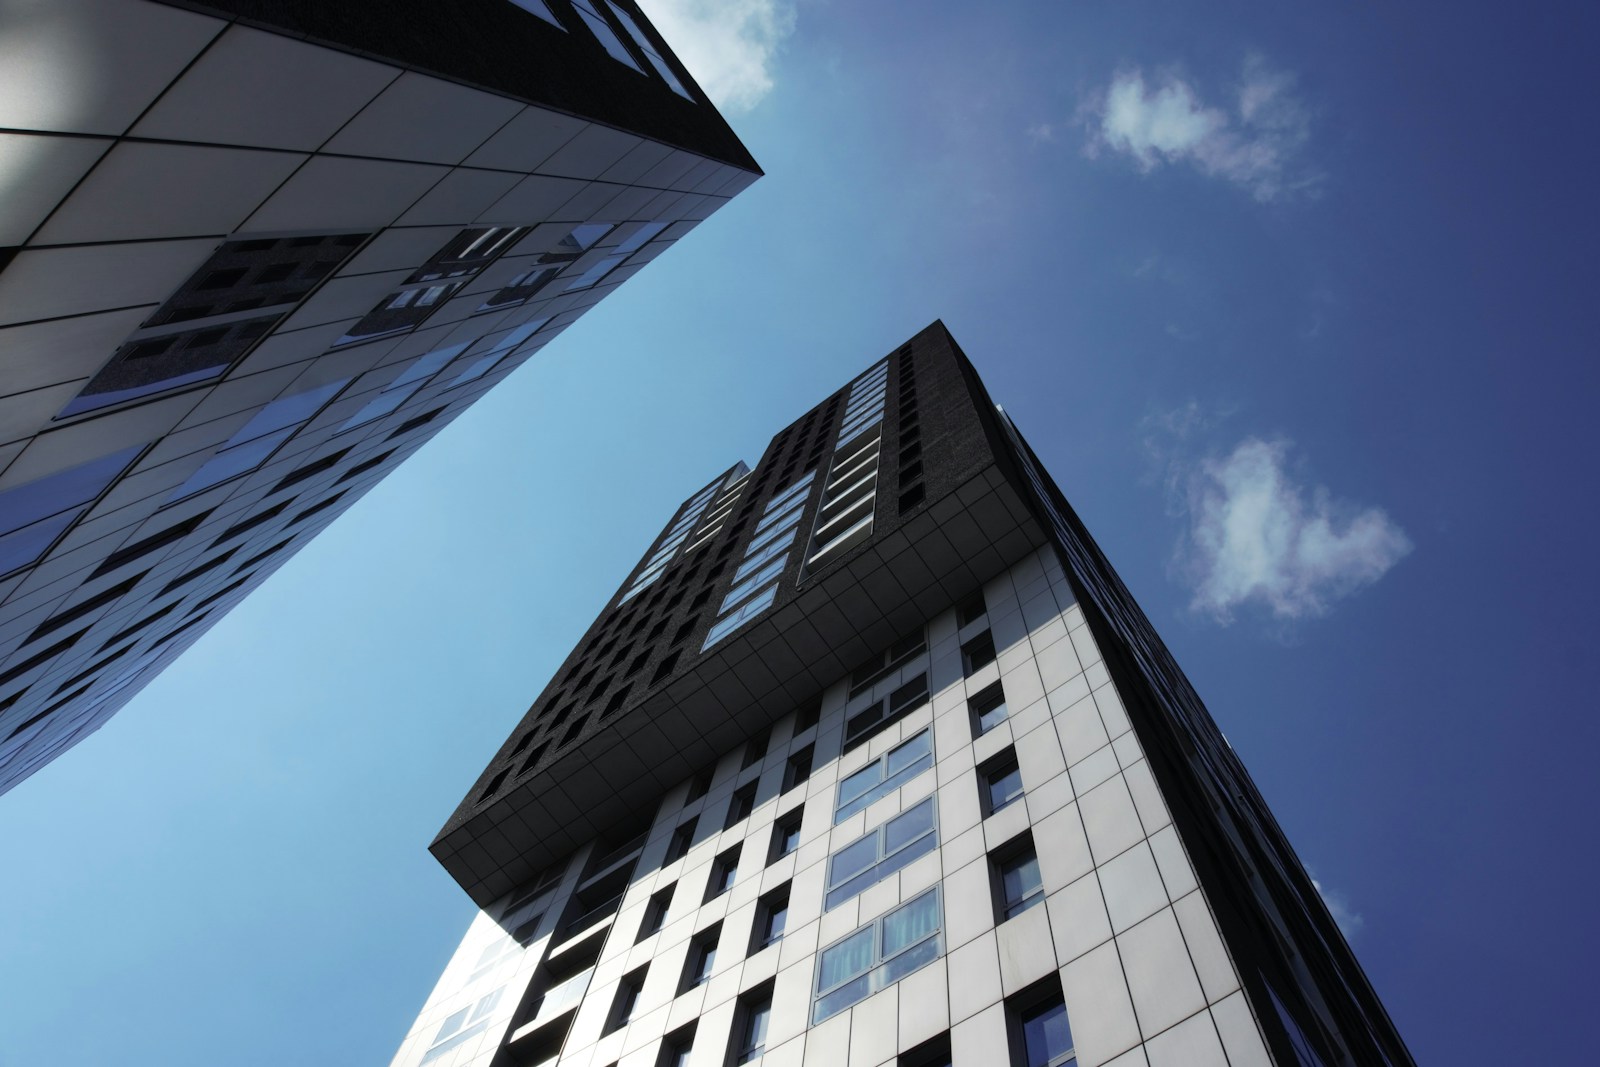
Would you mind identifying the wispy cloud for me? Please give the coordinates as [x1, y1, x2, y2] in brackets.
[1310, 869, 1365, 938]
[639, 0, 796, 113]
[1147, 410, 1411, 623]
[1084, 56, 1318, 201]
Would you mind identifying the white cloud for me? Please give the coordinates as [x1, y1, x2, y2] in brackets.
[1025, 122, 1058, 145]
[638, 0, 796, 114]
[1086, 57, 1317, 201]
[1156, 431, 1410, 623]
[1310, 870, 1365, 938]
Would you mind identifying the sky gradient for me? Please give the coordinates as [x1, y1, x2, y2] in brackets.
[2, 1, 1596, 1064]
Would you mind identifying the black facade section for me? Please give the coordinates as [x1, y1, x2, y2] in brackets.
[154, 0, 760, 173]
[433, 322, 1045, 905]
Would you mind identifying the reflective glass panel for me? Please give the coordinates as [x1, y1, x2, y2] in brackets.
[1021, 998, 1074, 1067]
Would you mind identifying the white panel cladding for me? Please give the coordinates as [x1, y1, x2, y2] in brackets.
[393, 547, 1273, 1067]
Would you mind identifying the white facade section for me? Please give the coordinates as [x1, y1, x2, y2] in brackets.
[392, 547, 1279, 1067]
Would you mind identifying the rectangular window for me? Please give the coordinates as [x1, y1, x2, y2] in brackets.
[666, 818, 696, 863]
[336, 227, 526, 346]
[422, 986, 504, 1064]
[843, 672, 929, 751]
[705, 847, 739, 901]
[900, 1034, 953, 1067]
[813, 889, 943, 1023]
[637, 884, 674, 941]
[605, 968, 647, 1033]
[570, 0, 644, 71]
[741, 730, 769, 769]
[337, 344, 465, 434]
[173, 377, 348, 499]
[605, 1, 694, 98]
[957, 591, 987, 627]
[1010, 985, 1077, 1067]
[658, 1023, 696, 1067]
[825, 797, 937, 910]
[732, 984, 773, 1065]
[794, 700, 821, 734]
[783, 744, 814, 792]
[751, 883, 790, 952]
[770, 808, 803, 862]
[834, 729, 934, 824]
[726, 781, 757, 830]
[962, 630, 997, 676]
[981, 749, 1025, 816]
[969, 681, 1008, 736]
[993, 837, 1045, 920]
[680, 923, 720, 991]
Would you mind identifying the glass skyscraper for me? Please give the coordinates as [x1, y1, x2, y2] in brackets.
[0, 0, 759, 794]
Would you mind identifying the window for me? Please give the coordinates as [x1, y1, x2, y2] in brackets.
[813, 889, 942, 1023]
[834, 729, 934, 823]
[726, 781, 757, 829]
[606, 968, 647, 1033]
[1010, 985, 1076, 1067]
[336, 227, 526, 345]
[957, 591, 987, 628]
[843, 672, 929, 751]
[211, 499, 292, 546]
[26, 573, 144, 644]
[657, 1023, 696, 1067]
[637, 884, 673, 941]
[338, 344, 466, 433]
[680, 923, 720, 991]
[770, 808, 803, 862]
[962, 630, 997, 676]
[605, 1, 694, 98]
[900, 1034, 953, 1067]
[731, 984, 773, 1065]
[685, 769, 712, 803]
[60, 235, 366, 417]
[156, 546, 238, 596]
[969, 681, 1008, 736]
[794, 700, 821, 734]
[666, 818, 696, 863]
[272, 448, 349, 493]
[173, 377, 349, 499]
[847, 630, 927, 697]
[422, 986, 504, 1064]
[825, 797, 937, 910]
[751, 883, 790, 952]
[981, 749, 1025, 815]
[994, 837, 1045, 920]
[89, 508, 211, 578]
[741, 730, 769, 769]
[783, 744, 814, 792]
[570, 0, 644, 72]
[705, 847, 739, 900]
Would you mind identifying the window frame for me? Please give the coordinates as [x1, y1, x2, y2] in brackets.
[969, 680, 1009, 737]
[825, 796, 939, 911]
[992, 834, 1046, 921]
[812, 887, 943, 1023]
[834, 729, 934, 824]
[961, 629, 997, 676]
[980, 749, 1025, 816]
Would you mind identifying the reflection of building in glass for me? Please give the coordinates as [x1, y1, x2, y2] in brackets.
[0, 0, 759, 795]
[395, 323, 1415, 1067]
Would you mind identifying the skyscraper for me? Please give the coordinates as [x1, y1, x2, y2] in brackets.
[399, 323, 1412, 1067]
[0, 0, 759, 793]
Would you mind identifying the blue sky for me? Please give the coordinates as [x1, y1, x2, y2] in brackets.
[2, 1, 1596, 1063]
